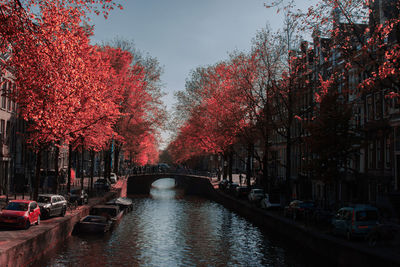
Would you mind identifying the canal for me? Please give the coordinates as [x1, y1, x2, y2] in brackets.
[31, 178, 327, 267]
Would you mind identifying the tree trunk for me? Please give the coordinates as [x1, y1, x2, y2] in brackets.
[104, 146, 112, 182]
[262, 142, 269, 193]
[222, 153, 228, 180]
[81, 147, 84, 191]
[246, 142, 254, 187]
[53, 145, 59, 194]
[90, 150, 94, 194]
[33, 150, 42, 201]
[113, 143, 120, 175]
[67, 144, 72, 193]
[286, 127, 292, 203]
[228, 150, 233, 183]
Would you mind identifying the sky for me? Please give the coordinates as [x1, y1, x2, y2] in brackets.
[89, 0, 315, 148]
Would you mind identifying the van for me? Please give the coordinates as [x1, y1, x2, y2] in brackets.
[331, 205, 379, 240]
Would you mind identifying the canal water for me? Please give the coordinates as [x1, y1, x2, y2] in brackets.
[32, 178, 325, 267]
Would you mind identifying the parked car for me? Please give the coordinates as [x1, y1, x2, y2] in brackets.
[260, 194, 281, 210]
[94, 178, 111, 192]
[0, 200, 41, 229]
[37, 194, 67, 218]
[69, 189, 88, 205]
[248, 188, 265, 203]
[331, 205, 379, 240]
[366, 222, 400, 247]
[218, 180, 228, 190]
[284, 200, 315, 220]
[110, 173, 118, 184]
[235, 186, 250, 199]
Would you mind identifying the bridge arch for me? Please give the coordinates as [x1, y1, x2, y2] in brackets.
[127, 173, 215, 196]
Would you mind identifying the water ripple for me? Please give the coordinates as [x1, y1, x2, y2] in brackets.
[32, 178, 327, 267]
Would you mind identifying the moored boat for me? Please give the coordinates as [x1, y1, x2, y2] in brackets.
[90, 205, 123, 225]
[76, 215, 112, 234]
[105, 197, 133, 213]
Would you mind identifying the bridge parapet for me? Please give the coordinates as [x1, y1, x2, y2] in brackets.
[127, 173, 215, 196]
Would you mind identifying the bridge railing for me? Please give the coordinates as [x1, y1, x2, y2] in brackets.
[130, 169, 215, 178]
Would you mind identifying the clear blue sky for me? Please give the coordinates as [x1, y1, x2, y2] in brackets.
[89, 0, 315, 148]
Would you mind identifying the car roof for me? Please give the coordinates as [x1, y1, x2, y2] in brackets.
[339, 205, 378, 211]
[38, 194, 61, 197]
[10, 199, 34, 203]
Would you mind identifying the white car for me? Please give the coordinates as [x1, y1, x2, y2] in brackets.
[260, 194, 281, 209]
[110, 173, 118, 184]
[248, 188, 265, 203]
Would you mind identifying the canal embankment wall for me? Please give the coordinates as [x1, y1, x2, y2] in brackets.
[0, 189, 120, 267]
[208, 188, 400, 267]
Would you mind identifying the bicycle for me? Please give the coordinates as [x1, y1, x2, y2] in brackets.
[64, 194, 78, 213]
[67, 199, 78, 212]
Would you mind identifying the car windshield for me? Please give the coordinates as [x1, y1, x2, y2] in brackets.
[37, 196, 51, 203]
[253, 189, 264, 194]
[5, 202, 29, 211]
[356, 210, 378, 221]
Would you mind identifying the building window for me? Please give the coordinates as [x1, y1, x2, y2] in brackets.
[1, 81, 6, 109]
[7, 84, 11, 111]
[11, 83, 16, 112]
[386, 136, 391, 169]
[375, 93, 382, 119]
[368, 142, 374, 169]
[1, 120, 5, 142]
[376, 140, 382, 168]
[367, 95, 373, 121]
[384, 91, 390, 116]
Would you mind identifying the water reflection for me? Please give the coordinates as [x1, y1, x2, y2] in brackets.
[32, 178, 325, 267]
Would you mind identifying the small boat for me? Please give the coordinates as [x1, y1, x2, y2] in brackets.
[90, 205, 123, 225]
[106, 197, 133, 213]
[76, 215, 112, 234]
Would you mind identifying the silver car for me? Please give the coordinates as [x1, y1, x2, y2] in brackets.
[37, 194, 67, 218]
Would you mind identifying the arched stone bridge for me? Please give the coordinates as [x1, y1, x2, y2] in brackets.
[127, 173, 215, 196]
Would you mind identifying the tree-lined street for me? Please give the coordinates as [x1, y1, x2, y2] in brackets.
[1, 0, 400, 266]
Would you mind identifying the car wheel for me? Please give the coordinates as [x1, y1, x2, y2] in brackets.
[25, 220, 30, 229]
[36, 216, 40, 225]
[61, 207, 66, 217]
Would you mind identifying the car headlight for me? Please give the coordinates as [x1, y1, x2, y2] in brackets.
[44, 204, 51, 209]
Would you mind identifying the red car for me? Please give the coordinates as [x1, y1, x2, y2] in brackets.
[0, 200, 41, 229]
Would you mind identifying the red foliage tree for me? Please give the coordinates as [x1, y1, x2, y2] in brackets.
[0, 1, 122, 199]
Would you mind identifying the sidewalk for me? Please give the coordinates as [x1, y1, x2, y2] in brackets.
[0, 175, 126, 209]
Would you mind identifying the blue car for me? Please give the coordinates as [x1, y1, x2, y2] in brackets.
[331, 205, 379, 240]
